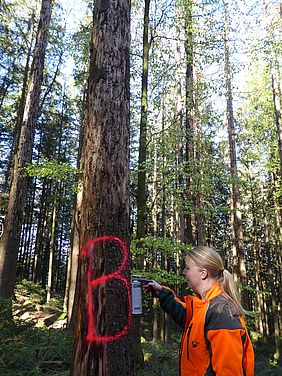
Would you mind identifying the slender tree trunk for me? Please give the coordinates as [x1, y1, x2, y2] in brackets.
[32, 178, 49, 283]
[261, 3, 282, 359]
[3, 17, 35, 193]
[0, 0, 53, 299]
[18, 184, 35, 279]
[269, 173, 282, 364]
[133, 0, 151, 367]
[249, 178, 268, 337]
[174, 1, 186, 244]
[184, 0, 195, 245]
[64, 86, 87, 324]
[262, 0, 282, 179]
[223, 1, 248, 308]
[70, 1, 133, 374]
[271, 66, 282, 178]
[136, 0, 151, 252]
[46, 188, 57, 303]
[64, 181, 83, 325]
[151, 139, 159, 343]
[11, 16, 35, 162]
[194, 71, 205, 245]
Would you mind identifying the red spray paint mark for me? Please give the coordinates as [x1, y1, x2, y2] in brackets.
[81, 236, 132, 343]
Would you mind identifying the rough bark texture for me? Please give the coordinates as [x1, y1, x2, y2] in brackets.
[0, 0, 53, 298]
[70, 1, 133, 375]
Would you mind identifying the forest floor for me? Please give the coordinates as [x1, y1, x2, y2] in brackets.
[0, 280, 281, 376]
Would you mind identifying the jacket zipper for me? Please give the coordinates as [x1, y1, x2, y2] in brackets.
[186, 300, 194, 361]
[186, 323, 193, 360]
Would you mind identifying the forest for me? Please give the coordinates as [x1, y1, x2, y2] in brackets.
[0, 0, 281, 375]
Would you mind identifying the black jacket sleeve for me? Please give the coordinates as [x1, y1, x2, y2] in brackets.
[158, 287, 187, 328]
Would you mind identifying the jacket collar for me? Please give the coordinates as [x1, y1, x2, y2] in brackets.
[186, 282, 222, 304]
[203, 282, 222, 302]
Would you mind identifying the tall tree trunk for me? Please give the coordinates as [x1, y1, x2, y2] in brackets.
[262, 0, 282, 179]
[32, 178, 49, 283]
[18, 183, 35, 279]
[184, 0, 195, 245]
[136, 0, 150, 252]
[3, 16, 34, 194]
[0, 0, 53, 299]
[223, 1, 248, 309]
[249, 178, 268, 337]
[175, 0, 185, 244]
[269, 173, 282, 364]
[64, 86, 87, 325]
[46, 187, 58, 303]
[64, 182, 83, 325]
[70, 1, 133, 374]
[194, 71, 205, 245]
[271, 65, 282, 178]
[134, 0, 151, 367]
[151, 137, 159, 343]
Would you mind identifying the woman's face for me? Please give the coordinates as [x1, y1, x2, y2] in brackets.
[183, 257, 204, 292]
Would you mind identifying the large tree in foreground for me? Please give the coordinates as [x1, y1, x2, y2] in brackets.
[0, 0, 53, 298]
[70, 1, 133, 375]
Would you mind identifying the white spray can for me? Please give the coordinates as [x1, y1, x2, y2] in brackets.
[131, 280, 142, 314]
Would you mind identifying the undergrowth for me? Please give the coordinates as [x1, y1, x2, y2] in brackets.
[0, 321, 72, 376]
[0, 280, 280, 375]
[136, 337, 179, 376]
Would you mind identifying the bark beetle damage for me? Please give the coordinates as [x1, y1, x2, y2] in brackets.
[89, 48, 107, 84]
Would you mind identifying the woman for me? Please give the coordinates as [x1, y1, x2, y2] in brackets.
[146, 246, 255, 376]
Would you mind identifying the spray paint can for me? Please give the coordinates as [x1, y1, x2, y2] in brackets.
[131, 280, 142, 314]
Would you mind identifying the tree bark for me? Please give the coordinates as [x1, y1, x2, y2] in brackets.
[64, 86, 87, 325]
[184, 0, 195, 245]
[262, 0, 282, 179]
[0, 0, 53, 298]
[70, 1, 133, 375]
[134, 0, 151, 367]
[174, 0, 186, 244]
[46, 187, 58, 303]
[136, 0, 151, 251]
[223, 1, 248, 308]
[32, 178, 50, 283]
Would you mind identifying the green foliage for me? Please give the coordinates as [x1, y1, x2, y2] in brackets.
[0, 298, 14, 335]
[23, 159, 81, 182]
[131, 236, 188, 258]
[16, 279, 46, 300]
[0, 324, 72, 376]
[44, 297, 64, 314]
[252, 334, 282, 375]
[136, 336, 180, 376]
[131, 236, 189, 285]
[0, 281, 71, 376]
[133, 268, 187, 286]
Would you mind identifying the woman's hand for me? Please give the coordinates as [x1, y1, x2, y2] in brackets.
[144, 280, 162, 296]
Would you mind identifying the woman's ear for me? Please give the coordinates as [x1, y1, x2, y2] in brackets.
[200, 268, 208, 280]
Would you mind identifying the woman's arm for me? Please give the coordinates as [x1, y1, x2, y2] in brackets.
[146, 282, 187, 328]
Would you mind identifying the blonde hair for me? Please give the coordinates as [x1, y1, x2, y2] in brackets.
[186, 246, 243, 314]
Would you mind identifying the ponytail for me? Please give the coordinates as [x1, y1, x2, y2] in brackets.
[187, 246, 244, 315]
[220, 269, 244, 315]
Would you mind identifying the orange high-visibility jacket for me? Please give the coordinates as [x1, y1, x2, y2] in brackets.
[158, 283, 254, 376]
